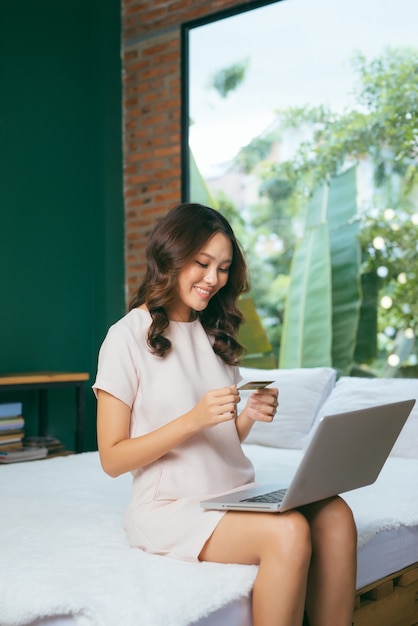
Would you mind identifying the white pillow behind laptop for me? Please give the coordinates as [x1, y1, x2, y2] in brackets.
[309, 376, 418, 459]
[238, 367, 336, 449]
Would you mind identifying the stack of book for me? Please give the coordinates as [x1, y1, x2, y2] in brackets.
[0, 402, 48, 463]
[0, 402, 25, 452]
[0, 446, 48, 463]
[23, 435, 67, 458]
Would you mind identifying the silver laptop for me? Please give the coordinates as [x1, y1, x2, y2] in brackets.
[201, 399, 416, 513]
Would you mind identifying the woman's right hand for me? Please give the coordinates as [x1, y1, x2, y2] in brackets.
[190, 386, 239, 430]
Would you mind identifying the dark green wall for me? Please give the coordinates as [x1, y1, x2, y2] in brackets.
[0, 0, 125, 451]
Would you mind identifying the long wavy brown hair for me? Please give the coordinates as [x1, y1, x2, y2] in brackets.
[129, 203, 249, 365]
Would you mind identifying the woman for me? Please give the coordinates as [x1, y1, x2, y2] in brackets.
[94, 202, 357, 626]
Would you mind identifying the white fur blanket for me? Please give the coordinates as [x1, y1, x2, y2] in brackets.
[1, 448, 418, 626]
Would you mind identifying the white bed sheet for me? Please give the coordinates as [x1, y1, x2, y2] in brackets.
[356, 525, 418, 589]
[1, 448, 417, 626]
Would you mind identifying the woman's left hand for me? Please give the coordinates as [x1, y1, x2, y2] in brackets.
[243, 387, 279, 423]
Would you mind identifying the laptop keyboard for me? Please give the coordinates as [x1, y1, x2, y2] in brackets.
[240, 488, 288, 504]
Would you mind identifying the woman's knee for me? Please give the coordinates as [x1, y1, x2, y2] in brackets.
[329, 497, 357, 536]
[337, 498, 358, 548]
[199, 510, 311, 567]
[308, 496, 357, 547]
[261, 511, 312, 564]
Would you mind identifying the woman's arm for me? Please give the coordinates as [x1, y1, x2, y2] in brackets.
[97, 386, 240, 477]
[235, 387, 278, 442]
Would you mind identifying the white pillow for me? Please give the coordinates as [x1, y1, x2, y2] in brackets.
[311, 377, 418, 458]
[238, 366, 336, 449]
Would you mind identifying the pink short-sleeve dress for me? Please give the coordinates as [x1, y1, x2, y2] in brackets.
[93, 308, 255, 562]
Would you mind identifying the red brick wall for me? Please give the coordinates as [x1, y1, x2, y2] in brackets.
[121, 0, 270, 301]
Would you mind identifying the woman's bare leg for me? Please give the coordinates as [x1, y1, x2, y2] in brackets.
[301, 496, 357, 626]
[199, 510, 312, 626]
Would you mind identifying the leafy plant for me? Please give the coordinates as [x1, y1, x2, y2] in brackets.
[210, 59, 249, 99]
[245, 47, 418, 373]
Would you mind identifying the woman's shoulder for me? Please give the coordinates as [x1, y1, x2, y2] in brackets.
[106, 307, 151, 341]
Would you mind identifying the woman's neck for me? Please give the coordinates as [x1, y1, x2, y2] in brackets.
[138, 303, 196, 323]
[168, 308, 197, 323]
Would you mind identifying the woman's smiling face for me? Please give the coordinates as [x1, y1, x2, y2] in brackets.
[167, 232, 233, 321]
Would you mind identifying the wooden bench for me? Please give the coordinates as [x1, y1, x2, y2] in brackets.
[353, 563, 418, 626]
[0, 372, 89, 453]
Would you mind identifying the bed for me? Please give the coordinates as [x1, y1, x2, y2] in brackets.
[1, 367, 417, 626]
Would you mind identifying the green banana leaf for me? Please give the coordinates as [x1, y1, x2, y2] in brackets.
[279, 220, 332, 368]
[279, 167, 360, 370]
[238, 295, 277, 368]
[189, 149, 219, 208]
[354, 271, 378, 363]
[327, 166, 361, 372]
